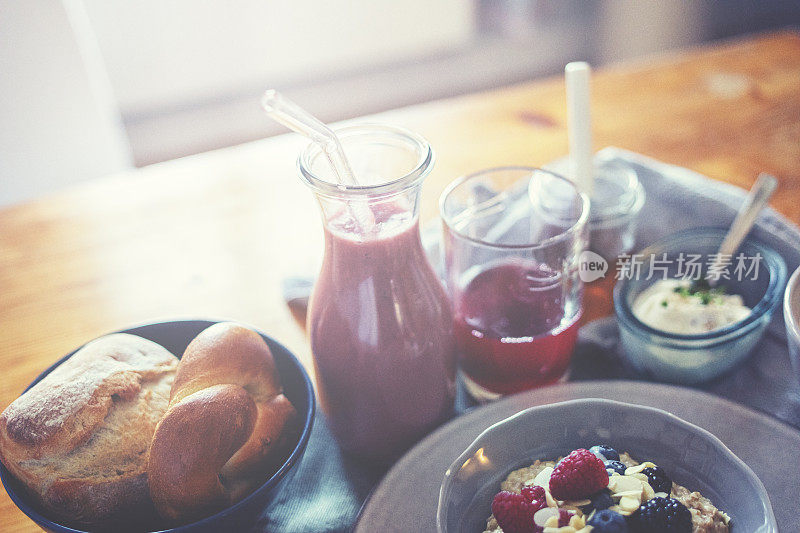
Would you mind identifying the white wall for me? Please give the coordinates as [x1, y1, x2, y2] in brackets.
[0, 0, 131, 207]
[82, 0, 476, 117]
[1, 0, 729, 206]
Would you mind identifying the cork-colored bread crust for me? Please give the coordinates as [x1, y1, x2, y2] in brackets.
[0, 334, 178, 525]
[148, 323, 297, 523]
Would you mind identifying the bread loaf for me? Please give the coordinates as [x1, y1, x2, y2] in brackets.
[0, 333, 178, 526]
[148, 322, 297, 522]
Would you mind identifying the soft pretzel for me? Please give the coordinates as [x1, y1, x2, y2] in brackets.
[147, 322, 297, 522]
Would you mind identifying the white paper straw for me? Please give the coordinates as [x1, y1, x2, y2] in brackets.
[565, 62, 594, 197]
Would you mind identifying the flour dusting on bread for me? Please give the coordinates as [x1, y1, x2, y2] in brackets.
[0, 334, 178, 525]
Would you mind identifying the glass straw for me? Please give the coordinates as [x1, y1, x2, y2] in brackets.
[261, 89, 374, 231]
[261, 90, 358, 187]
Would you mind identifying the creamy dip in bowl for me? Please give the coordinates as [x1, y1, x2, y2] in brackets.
[632, 279, 751, 335]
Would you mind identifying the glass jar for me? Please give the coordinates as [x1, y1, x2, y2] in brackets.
[299, 124, 456, 462]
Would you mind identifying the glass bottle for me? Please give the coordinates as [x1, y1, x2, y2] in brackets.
[298, 124, 455, 462]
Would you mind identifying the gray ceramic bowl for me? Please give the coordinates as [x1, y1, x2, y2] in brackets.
[437, 399, 776, 532]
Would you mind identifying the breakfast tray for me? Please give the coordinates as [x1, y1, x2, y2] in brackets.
[267, 148, 800, 532]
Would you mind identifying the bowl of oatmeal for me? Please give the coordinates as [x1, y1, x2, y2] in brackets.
[436, 399, 775, 532]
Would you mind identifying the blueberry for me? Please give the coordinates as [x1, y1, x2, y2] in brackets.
[642, 466, 672, 494]
[587, 509, 629, 533]
[590, 445, 620, 462]
[605, 460, 627, 476]
[590, 488, 614, 511]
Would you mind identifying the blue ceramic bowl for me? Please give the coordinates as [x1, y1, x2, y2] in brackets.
[613, 227, 787, 383]
[437, 399, 776, 532]
[0, 320, 315, 533]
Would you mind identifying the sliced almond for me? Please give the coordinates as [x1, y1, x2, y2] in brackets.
[619, 495, 641, 512]
[624, 461, 656, 475]
[570, 515, 586, 529]
[534, 466, 554, 487]
[534, 507, 560, 527]
[608, 475, 644, 493]
[613, 490, 643, 500]
[545, 489, 558, 508]
[564, 499, 591, 507]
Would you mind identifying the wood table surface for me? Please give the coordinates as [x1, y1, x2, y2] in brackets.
[1, 31, 799, 532]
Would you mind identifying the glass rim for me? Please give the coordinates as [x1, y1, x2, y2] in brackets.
[589, 161, 643, 218]
[297, 123, 434, 198]
[439, 166, 590, 251]
[589, 181, 646, 225]
[783, 265, 800, 344]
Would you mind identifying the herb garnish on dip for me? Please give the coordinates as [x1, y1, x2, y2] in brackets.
[632, 279, 751, 334]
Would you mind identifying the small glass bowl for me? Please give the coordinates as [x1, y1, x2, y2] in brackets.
[613, 228, 787, 384]
[783, 265, 800, 381]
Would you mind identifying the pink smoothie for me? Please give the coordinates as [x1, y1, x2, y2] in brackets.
[308, 215, 456, 463]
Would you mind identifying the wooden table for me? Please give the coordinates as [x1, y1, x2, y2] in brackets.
[1, 31, 799, 532]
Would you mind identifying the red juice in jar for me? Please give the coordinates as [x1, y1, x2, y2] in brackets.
[454, 262, 581, 395]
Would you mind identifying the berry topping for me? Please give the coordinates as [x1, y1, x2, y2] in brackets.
[549, 449, 609, 500]
[587, 509, 629, 533]
[629, 496, 692, 533]
[491, 491, 539, 533]
[590, 488, 614, 511]
[557, 509, 574, 527]
[605, 460, 627, 476]
[590, 445, 620, 462]
[642, 466, 672, 494]
[521, 485, 547, 512]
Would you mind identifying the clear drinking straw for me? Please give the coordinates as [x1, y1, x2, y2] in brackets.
[261, 90, 358, 187]
[261, 90, 374, 231]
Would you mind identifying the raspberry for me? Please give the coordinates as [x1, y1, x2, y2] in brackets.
[491, 491, 539, 533]
[557, 509, 574, 527]
[642, 466, 672, 494]
[549, 449, 609, 500]
[629, 497, 692, 533]
[521, 485, 547, 512]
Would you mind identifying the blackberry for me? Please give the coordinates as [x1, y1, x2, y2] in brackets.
[642, 466, 672, 493]
[605, 460, 627, 476]
[629, 497, 692, 532]
[590, 445, 620, 462]
[587, 509, 628, 533]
